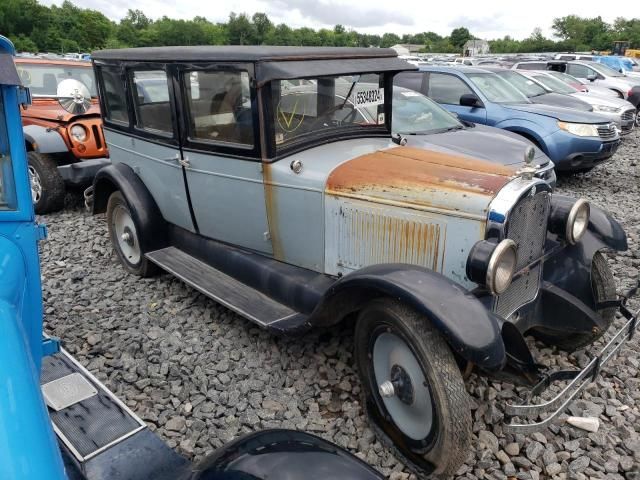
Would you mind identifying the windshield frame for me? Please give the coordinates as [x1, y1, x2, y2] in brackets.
[16, 62, 98, 98]
[466, 72, 531, 104]
[265, 72, 392, 159]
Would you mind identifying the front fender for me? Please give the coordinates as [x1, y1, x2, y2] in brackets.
[23, 124, 68, 153]
[92, 163, 167, 253]
[310, 264, 505, 370]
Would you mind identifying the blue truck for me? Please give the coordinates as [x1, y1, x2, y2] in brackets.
[0, 35, 385, 480]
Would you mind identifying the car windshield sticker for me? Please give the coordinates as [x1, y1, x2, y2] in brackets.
[353, 87, 384, 109]
[277, 95, 306, 133]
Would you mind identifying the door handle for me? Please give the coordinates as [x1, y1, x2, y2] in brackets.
[161, 153, 190, 168]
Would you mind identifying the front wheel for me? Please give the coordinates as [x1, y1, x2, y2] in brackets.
[27, 151, 65, 214]
[106, 191, 157, 277]
[354, 299, 471, 478]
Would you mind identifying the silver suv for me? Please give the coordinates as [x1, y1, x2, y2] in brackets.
[564, 60, 640, 100]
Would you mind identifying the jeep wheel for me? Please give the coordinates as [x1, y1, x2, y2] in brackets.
[27, 152, 65, 214]
[532, 251, 616, 351]
[354, 299, 471, 478]
[106, 191, 157, 277]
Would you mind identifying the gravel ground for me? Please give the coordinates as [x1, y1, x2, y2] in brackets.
[41, 130, 640, 479]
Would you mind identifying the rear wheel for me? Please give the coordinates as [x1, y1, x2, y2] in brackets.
[106, 191, 157, 277]
[532, 252, 616, 351]
[27, 151, 65, 214]
[354, 299, 471, 478]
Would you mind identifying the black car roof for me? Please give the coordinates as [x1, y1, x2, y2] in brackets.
[92, 46, 415, 85]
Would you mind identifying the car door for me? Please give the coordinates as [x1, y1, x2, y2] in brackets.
[98, 65, 194, 232]
[177, 66, 272, 255]
[426, 72, 488, 124]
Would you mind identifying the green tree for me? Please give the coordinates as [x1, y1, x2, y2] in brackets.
[450, 27, 473, 49]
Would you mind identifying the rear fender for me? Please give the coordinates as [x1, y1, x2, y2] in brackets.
[23, 124, 68, 153]
[309, 264, 506, 371]
[92, 163, 167, 253]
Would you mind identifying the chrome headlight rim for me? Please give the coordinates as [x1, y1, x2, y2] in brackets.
[70, 124, 88, 142]
[486, 239, 517, 295]
[566, 198, 590, 245]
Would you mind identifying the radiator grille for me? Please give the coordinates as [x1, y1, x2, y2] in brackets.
[621, 109, 635, 122]
[494, 191, 550, 318]
[597, 123, 617, 139]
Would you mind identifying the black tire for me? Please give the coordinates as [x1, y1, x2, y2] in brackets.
[532, 252, 616, 351]
[27, 151, 65, 214]
[354, 299, 471, 478]
[106, 191, 158, 277]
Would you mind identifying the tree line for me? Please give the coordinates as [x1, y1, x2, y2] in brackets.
[1, 0, 639, 55]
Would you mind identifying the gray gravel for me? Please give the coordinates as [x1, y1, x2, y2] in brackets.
[41, 131, 640, 479]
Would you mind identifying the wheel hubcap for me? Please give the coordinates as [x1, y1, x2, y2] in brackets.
[113, 206, 141, 265]
[28, 165, 42, 203]
[373, 332, 434, 440]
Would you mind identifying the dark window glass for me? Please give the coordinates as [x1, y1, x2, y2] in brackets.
[516, 62, 546, 70]
[131, 70, 173, 134]
[394, 72, 426, 94]
[566, 64, 591, 79]
[184, 70, 254, 146]
[427, 73, 473, 105]
[100, 67, 128, 124]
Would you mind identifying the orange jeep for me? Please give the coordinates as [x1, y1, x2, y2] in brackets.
[16, 58, 109, 213]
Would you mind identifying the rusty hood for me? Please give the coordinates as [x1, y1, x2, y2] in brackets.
[325, 146, 518, 220]
[22, 98, 101, 123]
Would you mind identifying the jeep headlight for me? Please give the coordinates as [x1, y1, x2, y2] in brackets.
[557, 121, 599, 137]
[70, 124, 87, 142]
[466, 239, 517, 295]
[592, 104, 620, 114]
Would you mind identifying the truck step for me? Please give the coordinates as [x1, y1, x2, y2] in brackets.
[41, 349, 145, 463]
[146, 246, 304, 328]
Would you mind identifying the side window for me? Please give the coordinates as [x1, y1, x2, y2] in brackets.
[394, 72, 426, 94]
[567, 64, 590, 79]
[0, 93, 16, 210]
[184, 70, 253, 146]
[516, 63, 545, 70]
[131, 70, 173, 135]
[100, 67, 129, 124]
[427, 73, 473, 105]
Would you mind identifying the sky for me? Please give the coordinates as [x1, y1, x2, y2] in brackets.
[40, 0, 632, 40]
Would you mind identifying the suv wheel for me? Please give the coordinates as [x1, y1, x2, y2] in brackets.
[354, 299, 471, 478]
[27, 152, 65, 214]
[106, 191, 157, 277]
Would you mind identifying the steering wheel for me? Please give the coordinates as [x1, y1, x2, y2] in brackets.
[309, 103, 358, 129]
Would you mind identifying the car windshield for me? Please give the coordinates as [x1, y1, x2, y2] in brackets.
[466, 73, 530, 104]
[591, 63, 625, 78]
[271, 74, 384, 149]
[530, 73, 577, 94]
[391, 87, 463, 134]
[495, 71, 548, 98]
[16, 63, 97, 97]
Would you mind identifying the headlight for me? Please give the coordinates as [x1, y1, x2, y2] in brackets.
[70, 124, 87, 142]
[557, 121, 599, 137]
[466, 239, 517, 295]
[592, 104, 620, 114]
[566, 199, 590, 244]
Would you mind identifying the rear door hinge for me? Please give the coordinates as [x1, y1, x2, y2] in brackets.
[36, 223, 48, 241]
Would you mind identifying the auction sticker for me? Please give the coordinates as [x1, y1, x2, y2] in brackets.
[353, 87, 384, 108]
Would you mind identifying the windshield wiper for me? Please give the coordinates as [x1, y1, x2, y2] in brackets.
[339, 79, 359, 111]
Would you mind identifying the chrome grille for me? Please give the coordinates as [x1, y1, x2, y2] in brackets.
[494, 191, 550, 318]
[597, 123, 617, 139]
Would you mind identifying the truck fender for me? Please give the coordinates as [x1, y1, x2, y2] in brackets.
[309, 263, 506, 371]
[92, 163, 167, 253]
[543, 195, 627, 308]
[23, 124, 67, 153]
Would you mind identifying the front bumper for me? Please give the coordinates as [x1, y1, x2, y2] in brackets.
[551, 134, 621, 171]
[504, 289, 639, 433]
[58, 158, 110, 186]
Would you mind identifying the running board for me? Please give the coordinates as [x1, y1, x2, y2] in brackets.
[41, 348, 189, 480]
[146, 246, 306, 330]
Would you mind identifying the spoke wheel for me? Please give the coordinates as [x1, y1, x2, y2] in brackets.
[28, 165, 42, 204]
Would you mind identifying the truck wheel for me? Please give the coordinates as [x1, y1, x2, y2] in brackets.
[27, 152, 65, 214]
[533, 252, 616, 351]
[106, 191, 157, 277]
[354, 299, 471, 478]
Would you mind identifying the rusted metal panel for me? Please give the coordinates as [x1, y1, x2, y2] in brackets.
[326, 146, 517, 220]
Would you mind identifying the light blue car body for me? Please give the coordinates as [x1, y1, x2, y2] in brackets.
[413, 66, 621, 171]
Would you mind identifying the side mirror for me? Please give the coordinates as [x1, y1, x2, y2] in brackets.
[460, 93, 484, 108]
[587, 74, 597, 82]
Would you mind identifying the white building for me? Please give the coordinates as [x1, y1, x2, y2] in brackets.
[463, 39, 490, 57]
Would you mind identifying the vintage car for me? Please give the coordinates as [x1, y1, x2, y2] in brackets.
[88, 46, 638, 478]
[0, 37, 385, 480]
[15, 58, 109, 213]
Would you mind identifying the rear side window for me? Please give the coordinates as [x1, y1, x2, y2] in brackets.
[566, 64, 591, 79]
[183, 70, 254, 147]
[131, 70, 173, 135]
[427, 73, 473, 105]
[100, 67, 129, 124]
[394, 72, 426, 94]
